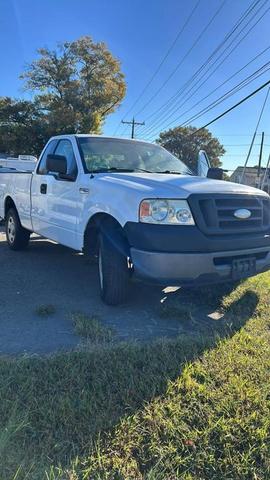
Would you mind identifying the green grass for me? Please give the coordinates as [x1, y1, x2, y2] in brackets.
[72, 313, 115, 342]
[35, 304, 56, 317]
[77, 278, 270, 480]
[0, 274, 269, 479]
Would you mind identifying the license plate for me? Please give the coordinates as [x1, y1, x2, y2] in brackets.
[232, 257, 256, 280]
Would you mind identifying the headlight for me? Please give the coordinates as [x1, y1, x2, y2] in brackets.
[150, 200, 169, 221]
[139, 199, 195, 225]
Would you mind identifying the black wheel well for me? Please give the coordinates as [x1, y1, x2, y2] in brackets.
[4, 197, 17, 218]
[84, 213, 130, 257]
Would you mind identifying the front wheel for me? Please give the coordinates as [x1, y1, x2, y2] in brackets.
[6, 208, 30, 250]
[98, 233, 130, 305]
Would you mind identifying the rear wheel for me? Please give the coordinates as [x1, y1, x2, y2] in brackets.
[98, 233, 130, 305]
[6, 208, 30, 250]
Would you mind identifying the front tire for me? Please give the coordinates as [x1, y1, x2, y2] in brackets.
[6, 208, 30, 250]
[98, 233, 130, 305]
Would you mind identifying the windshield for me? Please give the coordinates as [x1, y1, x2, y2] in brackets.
[77, 137, 192, 175]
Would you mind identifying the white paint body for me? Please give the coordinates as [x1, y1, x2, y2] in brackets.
[0, 134, 268, 252]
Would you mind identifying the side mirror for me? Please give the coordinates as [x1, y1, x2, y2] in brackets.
[197, 150, 211, 177]
[207, 167, 224, 180]
[46, 154, 67, 175]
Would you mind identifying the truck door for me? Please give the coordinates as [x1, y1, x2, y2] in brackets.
[31, 139, 80, 249]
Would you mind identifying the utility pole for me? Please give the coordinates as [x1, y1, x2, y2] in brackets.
[261, 152, 270, 192]
[240, 131, 257, 184]
[257, 131, 264, 189]
[121, 117, 145, 139]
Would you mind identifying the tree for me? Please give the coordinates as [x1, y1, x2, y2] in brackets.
[0, 97, 47, 156]
[21, 36, 126, 135]
[0, 36, 126, 156]
[157, 126, 225, 173]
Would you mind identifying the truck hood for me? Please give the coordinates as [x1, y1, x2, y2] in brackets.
[98, 172, 268, 197]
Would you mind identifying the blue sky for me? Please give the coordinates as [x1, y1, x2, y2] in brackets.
[1, 0, 270, 172]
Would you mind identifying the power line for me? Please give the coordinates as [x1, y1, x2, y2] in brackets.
[113, 0, 201, 136]
[143, 60, 270, 141]
[192, 79, 270, 134]
[132, 0, 228, 118]
[240, 86, 270, 182]
[139, 0, 263, 135]
[178, 61, 270, 127]
[144, 46, 270, 139]
[144, 38, 270, 139]
[213, 133, 270, 136]
[223, 143, 270, 146]
[141, 0, 269, 138]
[123, 0, 266, 141]
[121, 1, 200, 122]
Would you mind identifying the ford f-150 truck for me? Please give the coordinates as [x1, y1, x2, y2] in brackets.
[0, 134, 270, 305]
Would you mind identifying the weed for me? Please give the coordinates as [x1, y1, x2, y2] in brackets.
[72, 313, 114, 342]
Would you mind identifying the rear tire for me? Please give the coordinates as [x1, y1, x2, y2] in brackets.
[98, 233, 130, 305]
[6, 208, 30, 251]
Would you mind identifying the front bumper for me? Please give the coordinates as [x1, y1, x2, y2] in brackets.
[130, 246, 270, 286]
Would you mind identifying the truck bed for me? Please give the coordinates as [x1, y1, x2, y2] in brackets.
[0, 157, 36, 172]
[0, 170, 33, 229]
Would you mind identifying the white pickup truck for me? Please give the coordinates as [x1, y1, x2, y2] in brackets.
[0, 134, 270, 304]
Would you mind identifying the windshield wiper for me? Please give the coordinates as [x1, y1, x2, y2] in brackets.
[133, 168, 152, 173]
[156, 170, 183, 175]
[156, 170, 193, 175]
[91, 167, 152, 173]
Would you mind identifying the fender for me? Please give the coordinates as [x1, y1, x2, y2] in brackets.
[83, 212, 130, 257]
[4, 195, 17, 219]
[77, 202, 130, 251]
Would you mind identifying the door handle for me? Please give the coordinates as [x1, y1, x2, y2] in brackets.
[40, 183, 47, 194]
[79, 187, 89, 194]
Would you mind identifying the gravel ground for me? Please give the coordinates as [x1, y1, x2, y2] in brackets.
[0, 226, 221, 355]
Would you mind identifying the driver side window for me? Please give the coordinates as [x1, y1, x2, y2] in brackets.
[54, 140, 78, 179]
[37, 139, 78, 179]
[37, 139, 58, 174]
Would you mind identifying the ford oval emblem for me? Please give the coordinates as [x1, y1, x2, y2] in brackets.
[234, 208, 251, 220]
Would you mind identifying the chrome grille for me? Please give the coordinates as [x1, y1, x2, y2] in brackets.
[188, 194, 270, 235]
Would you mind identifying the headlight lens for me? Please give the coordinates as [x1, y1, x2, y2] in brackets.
[151, 200, 169, 221]
[139, 199, 195, 225]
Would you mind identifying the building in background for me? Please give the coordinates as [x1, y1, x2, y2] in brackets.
[230, 166, 270, 192]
